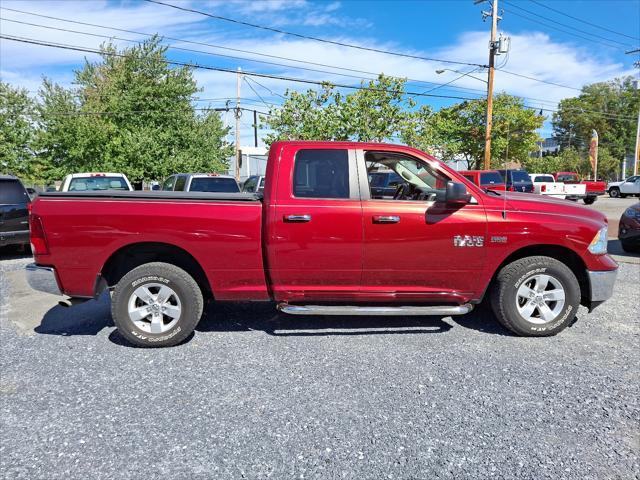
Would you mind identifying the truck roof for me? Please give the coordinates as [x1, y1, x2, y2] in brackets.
[65, 173, 128, 178]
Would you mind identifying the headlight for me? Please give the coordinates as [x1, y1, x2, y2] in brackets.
[588, 226, 608, 255]
[624, 208, 640, 221]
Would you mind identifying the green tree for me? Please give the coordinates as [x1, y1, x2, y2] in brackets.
[36, 37, 232, 183]
[552, 76, 639, 166]
[0, 83, 36, 178]
[405, 94, 544, 169]
[263, 75, 414, 144]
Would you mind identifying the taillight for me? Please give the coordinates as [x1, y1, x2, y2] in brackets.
[30, 214, 49, 255]
[541, 185, 546, 192]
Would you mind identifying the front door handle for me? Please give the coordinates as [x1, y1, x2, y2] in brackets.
[372, 215, 400, 224]
[284, 214, 312, 223]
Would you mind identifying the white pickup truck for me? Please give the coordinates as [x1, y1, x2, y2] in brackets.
[530, 174, 566, 199]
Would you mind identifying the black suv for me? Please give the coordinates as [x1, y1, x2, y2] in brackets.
[499, 169, 534, 193]
[1, 175, 31, 249]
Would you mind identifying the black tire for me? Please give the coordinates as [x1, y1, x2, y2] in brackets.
[620, 240, 640, 253]
[111, 262, 204, 347]
[583, 196, 596, 205]
[609, 188, 620, 198]
[490, 256, 580, 336]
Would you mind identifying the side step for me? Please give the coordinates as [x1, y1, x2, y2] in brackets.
[277, 303, 474, 316]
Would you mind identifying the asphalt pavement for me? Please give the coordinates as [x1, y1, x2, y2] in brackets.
[0, 197, 638, 480]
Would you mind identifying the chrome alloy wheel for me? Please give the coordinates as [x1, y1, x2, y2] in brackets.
[127, 283, 182, 334]
[516, 274, 566, 324]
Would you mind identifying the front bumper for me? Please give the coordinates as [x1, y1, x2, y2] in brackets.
[587, 269, 617, 304]
[25, 263, 62, 296]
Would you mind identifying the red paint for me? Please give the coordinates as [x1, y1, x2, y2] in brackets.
[31, 141, 616, 306]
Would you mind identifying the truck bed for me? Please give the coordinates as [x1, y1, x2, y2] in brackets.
[31, 191, 268, 300]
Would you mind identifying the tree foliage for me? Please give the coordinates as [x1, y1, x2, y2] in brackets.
[552, 76, 639, 173]
[0, 83, 36, 178]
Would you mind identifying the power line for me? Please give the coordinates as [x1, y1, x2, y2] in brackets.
[501, 4, 628, 50]
[143, 0, 488, 68]
[244, 76, 287, 100]
[242, 77, 271, 110]
[3, 34, 634, 121]
[528, 0, 640, 42]
[0, 7, 490, 96]
[502, 0, 634, 48]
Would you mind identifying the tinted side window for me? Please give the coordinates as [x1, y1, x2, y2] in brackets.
[480, 172, 503, 185]
[174, 176, 187, 191]
[294, 149, 349, 199]
[162, 176, 176, 191]
[243, 176, 257, 192]
[0, 179, 29, 204]
[463, 174, 475, 184]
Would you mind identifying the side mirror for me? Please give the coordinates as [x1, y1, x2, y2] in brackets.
[445, 181, 471, 204]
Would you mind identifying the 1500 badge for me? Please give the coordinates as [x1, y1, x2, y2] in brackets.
[453, 235, 484, 247]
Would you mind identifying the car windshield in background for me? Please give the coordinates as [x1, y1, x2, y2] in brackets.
[511, 171, 531, 183]
[0, 179, 29, 204]
[189, 177, 239, 193]
[533, 175, 554, 183]
[557, 174, 579, 182]
[480, 172, 504, 185]
[68, 177, 128, 191]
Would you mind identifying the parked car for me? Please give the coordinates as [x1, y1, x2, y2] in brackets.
[60, 173, 133, 192]
[618, 202, 640, 253]
[529, 174, 566, 199]
[162, 173, 240, 193]
[499, 169, 534, 193]
[26, 141, 617, 347]
[607, 176, 640, 198]
[242, 175, 266, 194]
[458, 170, 506, 191]
[0, 175, 30, 250]
[553, 172, 605, 204]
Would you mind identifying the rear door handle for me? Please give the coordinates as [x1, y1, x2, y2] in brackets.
[372, 215, 400, 224]
[284, 214, 312, 223]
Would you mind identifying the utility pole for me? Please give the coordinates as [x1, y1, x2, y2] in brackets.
[483, 0, 499, 170]
[253, 110, 258, 148]
[235, 67, 242, 181]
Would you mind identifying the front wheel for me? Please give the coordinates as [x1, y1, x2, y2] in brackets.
[609, 188, 620, 198]
[583, 196, 596, 205]
[490, 256, 580, 336]
[111, 262, 204, 347]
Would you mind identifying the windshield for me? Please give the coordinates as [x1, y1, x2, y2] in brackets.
[0, 179, 29, 204]
[189, 177, 239, 193]
[68, 177, 129, 191]
[480, 172, 504, 185]
[557, 174, 579, 182]
[533, 175, 554, 183]
[510, 171, 531, 183]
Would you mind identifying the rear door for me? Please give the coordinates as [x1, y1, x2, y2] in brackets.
[267, 146, 363, 302]
[0, 179, 30, 237]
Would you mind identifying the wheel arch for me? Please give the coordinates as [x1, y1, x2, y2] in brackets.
[482, 244, 590, 306]
[99, 242, 213, 299]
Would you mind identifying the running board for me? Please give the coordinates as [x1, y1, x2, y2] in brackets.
[277, 303, 474, 316]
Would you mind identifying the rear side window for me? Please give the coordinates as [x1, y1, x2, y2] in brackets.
[174, 176, 187, 191]
[480, 172, 503, 185]
[189, 177, 240, 193]
[294, 149, 349, 199]
[0, 179, 29, 204]
[163, 176, 176, 191]
[243, 176, 258, 192]
[557, 174, 578, 182]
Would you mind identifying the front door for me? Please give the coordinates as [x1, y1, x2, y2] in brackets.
[358, 149, 487, 303]
[267, 146, 363, 302]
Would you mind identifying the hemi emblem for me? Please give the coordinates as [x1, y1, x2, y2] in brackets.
[453, 235, 484, 247]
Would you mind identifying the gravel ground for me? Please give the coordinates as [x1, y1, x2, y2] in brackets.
[0, 253, 638, 480]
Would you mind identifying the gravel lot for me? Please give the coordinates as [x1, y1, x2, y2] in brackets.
[1, 197, 638, 480]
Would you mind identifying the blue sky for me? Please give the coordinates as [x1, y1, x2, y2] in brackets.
[1, 0, 638, 145]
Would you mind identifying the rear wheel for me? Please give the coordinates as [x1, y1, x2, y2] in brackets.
[111, 262, 203, 347]
[609, 188, 620, 198]
[583, 196, 596, 205]
[490, 256, 580, 336]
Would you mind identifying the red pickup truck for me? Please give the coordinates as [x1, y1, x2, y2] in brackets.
[554, 172, 607, 205]
[26, 141, 617, 347]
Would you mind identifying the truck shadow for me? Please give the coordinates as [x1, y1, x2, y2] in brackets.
[34, 297, 514, 347]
